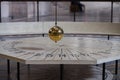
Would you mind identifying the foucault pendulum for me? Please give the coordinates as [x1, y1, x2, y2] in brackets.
[48, 2, 64, 43]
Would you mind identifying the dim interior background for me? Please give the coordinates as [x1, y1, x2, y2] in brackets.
[1, 1, 120, 22]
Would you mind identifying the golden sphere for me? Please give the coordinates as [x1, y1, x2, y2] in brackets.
[48, 26, 64, 43]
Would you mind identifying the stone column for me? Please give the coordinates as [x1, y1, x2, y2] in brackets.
[1, 2, 9, 19]
[39, 2, 51, 16]
[27, 2, 35, 19]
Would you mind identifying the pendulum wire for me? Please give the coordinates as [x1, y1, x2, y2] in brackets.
[55, 2, 57, 26]
[0, 1, 1, 22]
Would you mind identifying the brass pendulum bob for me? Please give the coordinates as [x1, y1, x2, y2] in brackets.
[49, 26, 64, 43]
[48, 2, 64, 43]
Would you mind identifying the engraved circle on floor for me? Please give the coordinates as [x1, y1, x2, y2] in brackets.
[0, 37, 116, 64]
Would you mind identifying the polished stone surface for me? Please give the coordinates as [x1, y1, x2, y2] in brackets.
[0, 37, 120, 64]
